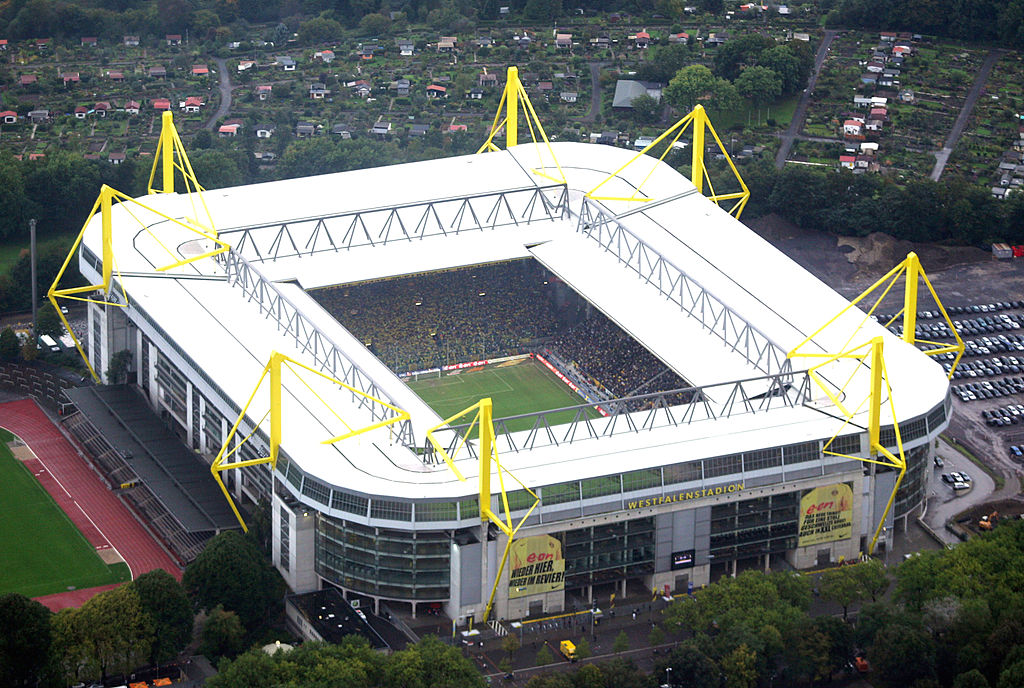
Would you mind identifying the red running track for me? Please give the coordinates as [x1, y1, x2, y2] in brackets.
[1, 399, 181, 609]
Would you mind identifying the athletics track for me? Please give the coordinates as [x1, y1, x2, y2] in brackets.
[0, 399, 181, 611]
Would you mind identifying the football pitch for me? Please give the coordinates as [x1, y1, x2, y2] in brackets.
[0, 428, 130, 598]
[407, 358, 600, 432]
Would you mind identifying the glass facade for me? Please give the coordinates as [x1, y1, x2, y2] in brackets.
[710, 493, 799, 562]
[316, 515, 450, 600]
[561, 517, 655, 589]
[893, 444, 929, 519]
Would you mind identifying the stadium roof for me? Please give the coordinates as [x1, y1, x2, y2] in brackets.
[77, 142, 949, 502]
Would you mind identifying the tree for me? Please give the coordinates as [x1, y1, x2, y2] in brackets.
[183, 530, 281, 631]
[574, 664, 604, 688]
[648, 625, 666, 646]
[359, 12, 390, 35]
[502, 633, 520, 664]
[57, 585, 154, 682]
[954, 669, 992, 688]
[656, 641, 721, 688]
[999, 660, 1024, 688]
[630, 94, 662, 124]
[298, 16, 342, 45]
[107, 349, 132, 384]
[758, 45, 809, 95]
[734, 65, 782, 122]
[200, 605, 246, 660]
[868, 621, 937, 688]
[132, 569, 193, 664]
[721, 643, 758, 688]
[574, 636, 591, 660]
[820, 566, 863, 621]
[0, 593, 52, 688]
[34, 303, 63, 340]
[0, 327, 19, 361]
[613, 630, 630, 653]
[854, 558, 890, 601]
[536, 644, 555, 665]
[664, 65, 740, 116]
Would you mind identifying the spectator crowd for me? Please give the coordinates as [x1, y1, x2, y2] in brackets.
[311, 259, 691, 404]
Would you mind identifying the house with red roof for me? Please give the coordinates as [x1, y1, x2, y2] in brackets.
[81, 36, 97, 47]
[181, 96, 204, 112]
[668, 32, 689, 44]
[152, 98, 172, 110]
[219, 122, 240, 137]
[166, 34, 182, 45]
[19, 74, 37, 86]
[0, 111, 17, 124]
[125, 100, 140, 115]
[0, 39, 7, 50]
[62, 72, 80, 85]
[94, 102, 110, 117]
[839, 155, 856, 169]
[426, 84, 447, 98]
[35, 38, 50, 49]
[108, 71, 124, 81]
[256, 84, 273, 100]
[634, 30, 651, 48]
[192, 64, 209, 76]
[74, 106, 89, 119]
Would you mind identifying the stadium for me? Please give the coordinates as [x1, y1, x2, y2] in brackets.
[55, 72, 953, 624]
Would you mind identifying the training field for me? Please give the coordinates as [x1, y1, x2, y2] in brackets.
[0, 429, 130, 598]
[407, 357, 599, 431]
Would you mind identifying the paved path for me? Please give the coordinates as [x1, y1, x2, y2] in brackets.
[581, 62, 607, 124]
[930, 50, 1003, 181]
[205, 57, 233, 130]
[775, 30, 838, 169]
[1, 399, 181, 610]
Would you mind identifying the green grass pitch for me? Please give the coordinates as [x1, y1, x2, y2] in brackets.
[0, 429, 130, 598]
[407, 358, 599, 432]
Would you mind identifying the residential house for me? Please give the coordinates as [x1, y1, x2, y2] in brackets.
[839, 155, 856, 169]
[880, 31, 897, 42]
[589, 35, 611, 49]
[437, 36, 456, 52]
[793, 32, 811, 41]
[309, 82, 330, 99]
[277, 56, 297, 71]
[219, 123, 240, 137]
[27, 109, 49, 123]
[865, 118, 883, 132]
[499, 6, 509, 14]
[0, 111, 16, 124]
[123, 35, 140, 46]
[350, 80, 371, 98]
[537, 81, 553, 94]
[706, 32, 728, 47]
[255, 124, 275, 138]
[125, 100, 140, 115]
[331, 124, 351, 138]
[597, 131, 618, 146]
[108, 151, 126, 165]
[449, 123, 468, 132]
[669, 32, 689, 44]
[612, 80, 662, 108]
[869, 107, 887, 120]
[36, 38, 50, 50]
[398, 40, 414, 56]
[295, 121, 316, 137]
[62, 72, 80, 85]
[897, 89, 915, 103]
[371, 121, 391, 138]
[855, 155, 871, 170]
[860, 73, 878, 85]
[778, 5, 791, 14]
[108, 71, 125, 82]
[474, 37, 493, 49]
[426, 84, 447, 98]
[314, 49, 335, 63]
[893, 43, 912, 55]
[94, 101, 110, 117]
[843, 119, 864, 137]
[479, 70, 498, 88]
[890, 55, 905, 67]
[467, 88, 483, 100]
[861, 142, 879, 155]
[882, 68, 900, 78]
[152, 98, 171, 111]
[394, 79, 411, 96]
[19, 75, 37, 87]
[878, 74, 897, 87]
[149, 65, 167, 78]
[237, 60, 256, 72]
[358, 44, 376, 60]
[556, 33, 572, 49]
[513, 33, 533, 47]
[181, 96, 204, 113]
[0, 39, 8, 50]
[166, 34, 182, 45]
[871, 96, 888, 107]
[865, 61, 885, 74]
[409, 123, 431, 137]
[192, 64, 209, 76]
[560, 91, 578, 103]
[634, 30, 651, 48]
[81, 36, 97, 47]
[256, 85, 273, 100]
[634, 136, 656, 150]
[853, 95, 873, 107]
[992, 186, 1008, 199]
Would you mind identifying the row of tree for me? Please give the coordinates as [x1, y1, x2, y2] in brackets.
[1, 530, 282, 687]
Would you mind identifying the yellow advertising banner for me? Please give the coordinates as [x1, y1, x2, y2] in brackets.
[798, 483, 854, 547]
[509, 535, 565, 599]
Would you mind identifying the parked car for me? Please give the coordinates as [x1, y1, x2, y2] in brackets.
[933, 456, 944, 467]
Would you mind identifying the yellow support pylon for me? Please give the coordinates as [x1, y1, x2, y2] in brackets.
[147, 110, 217, 236]
[586, 105, 750, 217]
[211, 352, 410, 531]
[478, 66, 566, 185]
[788, 252, 963, 556]
[426, 398, 540, 622]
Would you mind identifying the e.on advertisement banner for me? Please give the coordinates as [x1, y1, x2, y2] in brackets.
[798, 483, 854, 547]
[508, 535, 565, 599]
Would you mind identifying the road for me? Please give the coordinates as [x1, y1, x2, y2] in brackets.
[775, 30, 838, 169]
[929, 49, 1003, 181]
[205, 57, 233, 130]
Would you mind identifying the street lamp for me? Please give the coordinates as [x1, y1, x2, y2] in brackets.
[666, 667, 673, 687]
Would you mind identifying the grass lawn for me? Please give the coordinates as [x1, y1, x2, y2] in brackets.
[407, 357, 599, 433]
[0, 434, 130, 598]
